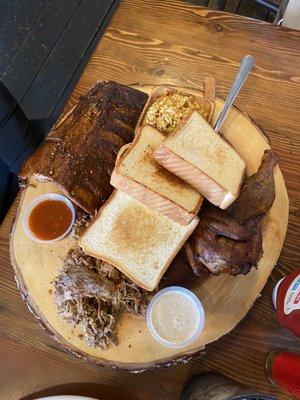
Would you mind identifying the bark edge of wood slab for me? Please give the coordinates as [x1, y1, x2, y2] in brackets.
[9, 85, 289, 371]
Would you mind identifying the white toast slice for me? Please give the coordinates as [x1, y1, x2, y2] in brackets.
[111, 124, 203, 220]
[153, 111, 246, 209]
[110, 171, 197, 225]
[79, 191, 199, 291]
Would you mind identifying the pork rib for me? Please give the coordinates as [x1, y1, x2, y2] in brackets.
[19, 81, 148, 214]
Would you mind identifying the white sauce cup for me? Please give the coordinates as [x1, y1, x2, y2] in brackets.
[23, 193, 76, 243]
[146, 286, 205, 348]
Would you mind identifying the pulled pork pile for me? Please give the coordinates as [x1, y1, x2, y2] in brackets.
[54, 248, 148, 349]
[70, 210, 92, 240]
[186, 150, 278, 277]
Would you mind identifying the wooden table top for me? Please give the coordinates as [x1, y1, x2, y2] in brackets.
[1, 1, 299, 399]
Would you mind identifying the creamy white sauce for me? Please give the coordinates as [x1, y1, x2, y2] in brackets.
[151, 291, 200, 344]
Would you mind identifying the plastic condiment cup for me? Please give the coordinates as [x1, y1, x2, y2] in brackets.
[146, 286, 205, 349]
[23, 193, 76, 244]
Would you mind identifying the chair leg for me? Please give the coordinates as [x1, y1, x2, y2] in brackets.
[274, 0, 290, 24]
[252, 0, 279, 13]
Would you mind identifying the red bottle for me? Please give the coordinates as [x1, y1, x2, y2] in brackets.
[272, 269, 300, 337]
[266, 350, 300, 399]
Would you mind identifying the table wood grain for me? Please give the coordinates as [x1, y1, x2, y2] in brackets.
[0, 1, 299, 399]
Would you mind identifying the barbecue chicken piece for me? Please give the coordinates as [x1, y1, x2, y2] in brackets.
[228, 150, 278, 224]
[186, 150, 278, 277]
[186, 205, 263, 276]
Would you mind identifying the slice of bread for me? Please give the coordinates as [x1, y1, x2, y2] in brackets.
[111, 124, 203, 220]
[79, 190, 199, 291]
[153, 111, 246, 209]
[110, 171, 197, 225]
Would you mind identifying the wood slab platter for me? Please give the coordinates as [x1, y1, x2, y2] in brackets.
[10, 85, 289, 371]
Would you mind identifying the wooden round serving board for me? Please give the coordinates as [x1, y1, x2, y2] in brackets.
[10, 85, 289, 371]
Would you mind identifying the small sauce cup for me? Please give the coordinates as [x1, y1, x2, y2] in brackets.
[146, 286, 205, 348]
[23, 193, 76, 243]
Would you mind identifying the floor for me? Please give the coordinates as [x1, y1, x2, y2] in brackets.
[0, 0, 281, 128]
[0, 0, 120, 127]
[0, 0, 119, 222]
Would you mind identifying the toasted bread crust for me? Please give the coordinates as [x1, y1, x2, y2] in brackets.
[153, 111, 246, 208]
[154, 144, 238, 208]
[112, 123, 203, 215]
[110, 85, 215, 222]
[79, 190, 199, 291]
[111, 171, 199, 225]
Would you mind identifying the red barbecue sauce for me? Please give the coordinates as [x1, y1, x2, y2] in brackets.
[28, 199, 72, 241]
